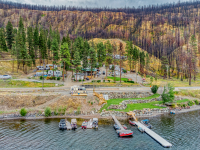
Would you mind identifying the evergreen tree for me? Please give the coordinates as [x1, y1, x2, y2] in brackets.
[47, 35, 51, 61]
[61, 36, 66, 45]
[66, 33, 71, 47]
[89, 47, 97, 79]
[73, 50, 81, 81]
[33, 25, 39, 58]
[51, 38, 59, 77]
[60, 42, 71, 81]
[161, 56, 169, 78]
[105, 40, 113, 78]
[125, 41, 133, 72]
[27, 27, 35, 66]
[6, 21, 14, 49]
[39, 30, 47, 61]
[97, 42, 106, 68]
[18, 16, 26, 44]
[139, 51, 145, 74]
[82, 40, 90, 77]
[0, 28, 8, 52]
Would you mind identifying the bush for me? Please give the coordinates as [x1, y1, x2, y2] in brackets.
[82, 79, 85, 82]
[162, 83, 175, 104]
[195, 100, 199, 105]
[188, 101, 194, 106]
[151, 85, 159, 94]
[123, 70, 127, 73]
[108, 80, 110, 83]
[127, 81, 134, 83]
[20, 108, 27, 116]
[183, 104, 186, 108]
[92, 80, 95, 83]
[146, 75, 150, 78]
[91, 102, 93, 105]
[40, 76, 43, 80]
[171, 104, 176, 108]
[150, 76, 154, 84]
[97, 80, 101, 83]
[103, 80, 105, 82]
[45, 107, 51, 117]
[57, 77, 61, 80]
[124, 80, 127, 83]
[79, 79, 82, 82]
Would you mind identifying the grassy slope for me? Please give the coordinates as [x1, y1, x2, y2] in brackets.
[100, 94, 160, 111]
[107, 77, 128, 81]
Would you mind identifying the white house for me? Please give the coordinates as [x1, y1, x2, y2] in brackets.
[48, 70, 62, 77]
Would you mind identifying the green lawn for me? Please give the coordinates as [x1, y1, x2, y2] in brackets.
[107, 77, 129, 81]
[176, 99, 190, 104]
[100, 94, 160, 112]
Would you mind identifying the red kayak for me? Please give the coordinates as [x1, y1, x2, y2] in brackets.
[119, 131, 133, 137]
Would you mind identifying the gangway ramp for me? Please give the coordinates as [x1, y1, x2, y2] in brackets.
[133, 121, 172, 148]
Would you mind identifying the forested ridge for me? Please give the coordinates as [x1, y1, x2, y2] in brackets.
[0, 0, 200, 85]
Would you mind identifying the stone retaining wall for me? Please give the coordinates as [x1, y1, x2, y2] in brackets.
[100, 92, 153, 99]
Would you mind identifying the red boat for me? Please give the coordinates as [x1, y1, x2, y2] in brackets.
[129, 120, 136, 126]
[118, 131, 133, 137]
[81, 121, 87, 129]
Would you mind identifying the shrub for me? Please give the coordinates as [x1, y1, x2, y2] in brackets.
[54, 109, 58, 116]
[57, 77, 61, 80]
[151, 85, 159, 94]
[40, 76, 43, 80]
[92, 80, 95, 83]
[188, 101, 194, 106]
[146, 75, 150, 78]
[45, 107, 51, 117]
[150, 76, 154, 84]
[79, 79, 81, 82]
[108, 80, 110, 83]
[20, 108, 27, 116]
[195, 100, 199, 105]
[171, 104, 176, 108]
[124, 80, 127, 83]
[46, 76, 50, 80]
[97, 80, 101, 83]
[183, 104, 186, 108]
[162, 83, 175, 104]
[82, 79, 85, 82]
[91, 102, 93, 105]
[127, 81, 134, 83]
[103, 80, 105, 82]
[123, 69, 127, 73]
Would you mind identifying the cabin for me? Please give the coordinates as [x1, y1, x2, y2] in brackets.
[48, 70, 62, 77]
[82, 68, 97, 79]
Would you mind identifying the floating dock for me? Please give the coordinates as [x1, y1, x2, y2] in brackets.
[112, 115, 133, 136]
[66, 120, 72, 130]
[133, 121, 172, 148]
[87, 119, 93, 129]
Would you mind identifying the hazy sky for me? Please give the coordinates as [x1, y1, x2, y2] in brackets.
[9, 0, 192, 8]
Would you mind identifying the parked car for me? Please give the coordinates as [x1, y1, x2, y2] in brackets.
[103, 71, 105, 75]
[99, 71, 101, 75]
[0, 75, 12, 80]
[86, 77, 89, 80]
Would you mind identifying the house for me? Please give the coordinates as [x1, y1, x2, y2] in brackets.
[48, 70, 62, 77]
[82, 68, 97, 79]
[35, 71, 47, 76]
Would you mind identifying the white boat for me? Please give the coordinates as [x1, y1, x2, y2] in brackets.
[92, 118, 98, 129]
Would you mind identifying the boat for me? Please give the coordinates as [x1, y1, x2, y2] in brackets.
[92, 118, 98, 129]
[82, 121, 88, 129]
[116, 130, 133, 137]
[141, 119, 152, 129]
[59, 119, 67, 130]
[71, 119, 77, 130]
[129, 120, 136, 126]
[138, 126, 144, 133]
[170, 110, 175, 114]
[113, 124, 127, 130]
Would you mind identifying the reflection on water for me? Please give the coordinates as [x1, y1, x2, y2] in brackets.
[0, 111, 200, 150]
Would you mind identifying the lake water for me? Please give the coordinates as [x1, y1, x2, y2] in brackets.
[0, 110, 200, 150]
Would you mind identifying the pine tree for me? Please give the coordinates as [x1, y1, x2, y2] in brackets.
[125, 41, 133, 72]
[97, 42, 106, 68]
[6, 21, 14, 49]
[66, 33, 71, 47]
[73, 50, 81, 81]
[51, 38, 59, 77]
[82, 40, 90, 78]
[34, 25, 39, 59]
[0, 28, 8, 52]
[39, 30, 47, 62]
[61, 36, 66, 45]
[89, 47, 97, 79]
[139, 51, 145, 75]
[60, 42, 71, 81]
[105, 40, 113, 79]
[18, 16, 26, 44]
[27, 27, 35, 66]
[161, 56, 169, 78]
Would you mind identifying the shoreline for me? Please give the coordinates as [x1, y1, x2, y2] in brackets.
[1, 105, 200, 121]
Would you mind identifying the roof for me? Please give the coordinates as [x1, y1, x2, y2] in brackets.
[93, 118, 98, 121]
[142, 119, 149, 122]
[82, 68, 97, 72]
[71, 119, 77, 123]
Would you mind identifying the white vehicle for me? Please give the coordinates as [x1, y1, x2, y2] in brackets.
[0, 75, 12, 80]
[99, 71, 101, 75]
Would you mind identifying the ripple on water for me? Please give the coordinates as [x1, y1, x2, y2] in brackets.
[1, 111, 200, 150]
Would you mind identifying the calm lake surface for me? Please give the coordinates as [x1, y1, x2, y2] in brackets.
[0, 110, 200, 150]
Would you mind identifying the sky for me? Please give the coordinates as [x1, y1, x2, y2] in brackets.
[9, 0, 192, 8]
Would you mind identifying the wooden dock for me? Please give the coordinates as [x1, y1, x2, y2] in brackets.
[133, 121, 172, 148]
[66, 120, 72, 130]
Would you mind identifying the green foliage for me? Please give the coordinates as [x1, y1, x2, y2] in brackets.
[108, 80, 110, 83]
[79, 79, 81, 82]
[103, 80, 105, 82]
[45, 107, 51, 117]
[97, 42, 106, 67]
[183, 104, 186, 108]
[151, 85, 159, 94]
[57, 77, 61, 80]
[91, 102, 93, 105]
[123, 69, 127, 73]
[195, 100, 199, 105]
[6, 21, 14, 49]
[97, 80, 101, 83]
[161, 83, 175, 104]
[20, 108, 27, 116]
[188, 101, 194, 106]
[161, 56, 169, 77]
[0, 28, 8, 52]
[150, 76, 154, 84]
[60, 42, 71, 69]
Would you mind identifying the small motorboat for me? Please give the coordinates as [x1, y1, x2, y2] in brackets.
[141, 119, 152, 129]
[170, 110, 175, 114]
[129, 120, 136, 126]
[92, 118, 98, 129]
[71, 119, 77, 130]
[59, 119, 67, 130]
[82, 121, 88, 129]
[113, 124, 127, 130]
[138, 126, 144, 133]
[117, 130, 133, 137]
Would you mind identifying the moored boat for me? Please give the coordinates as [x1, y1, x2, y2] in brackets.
[141, 119, 152, 129]
[92, 118, 98, 129]
[114, 124, 127, 130]
[71, 119, 77, 130]
[138, 126, 144, 133]
[59, 119, 67, 130]
[117, 130, 133, 137]
[82, 121, 88, 129]
[129, 120, 136, 126]
[170, 110, 175, 114]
